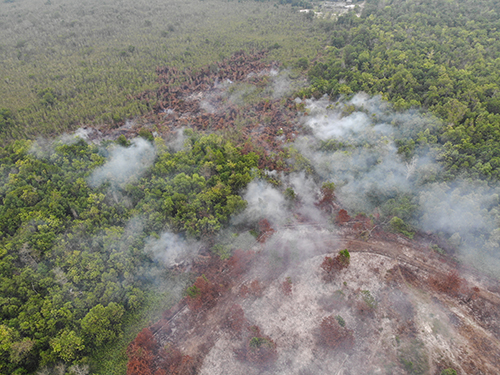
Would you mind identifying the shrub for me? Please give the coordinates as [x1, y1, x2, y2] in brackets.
[338, 249, 350, 267]
[320, 249, 350, 281]
[361, 290, 377, 309]
[335, 315, 345, 327]
[389, 217, 414, 239]
[226, 304, 246, 334]
[240, 279, 263, 298]
[316, 181, 336, 212]
[431, 244, 445, 255]
[227, 249, 254, 276]
[281, 277, 292, 296]
[126, 328, 158, 375]
[398, 339, 429, 375]
[429, 270, 465, 297]
[186, 285, 200, 299]
[116, 134, 130, 147]
[318, 315, 354, 351]
[138, 128, 154, 141]
[257, 219, 274, 243]
[295, 57, 309, 70]
[185, 275, 219, 310]
[250, 280, 263, 297]
[335, 209, 351, 225]
[355, 290, 377, 315]
[235, 326, 277, 366]
[284, 187, 296, 201]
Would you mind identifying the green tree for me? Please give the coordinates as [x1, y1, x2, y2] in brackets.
[80, 303, 125, 348]
[0, 108, 15, 135]
[49, 329, 85, 362]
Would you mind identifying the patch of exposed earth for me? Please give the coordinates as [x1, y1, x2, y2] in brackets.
[146, 225, 500, 375]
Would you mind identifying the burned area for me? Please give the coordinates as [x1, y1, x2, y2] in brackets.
[116, 53, 500, 375]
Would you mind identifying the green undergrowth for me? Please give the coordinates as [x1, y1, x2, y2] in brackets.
[90, 285, 182, 375]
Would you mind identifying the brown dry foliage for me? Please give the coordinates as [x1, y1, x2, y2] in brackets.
[316, 185, 336, 213]
[352, 214, 373, 235]
[396, 320, 418, 338]
[186, 275, 220, 311]
[239, 284, 250, 297]
[235, 325, 278, 366]
[354, 299, 376, 316]
[318, 316, 355, 351]
[335, 209, 351, 225]
[320, 252, 349, 282]
[281, 277, 292, 296]
[226, 304, 246, 334]
[130, 51, 301, 172]
[227, 249, 254, 276]
[158, 345, 184, 375]
[257, 219, 275, 243]
[127, 329, 157, 375]
[321, 256, 341, 274]
[240, 279, 264, 298]
[429, 269, 466, 296]
[249, 280, 263, 296]
[127, 328, 194, 375]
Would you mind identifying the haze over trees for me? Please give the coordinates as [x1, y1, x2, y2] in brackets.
[306, 0, 500, 180]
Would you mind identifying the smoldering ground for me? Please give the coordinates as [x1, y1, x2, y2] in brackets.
[198, 68, 306, 115]
[145, 231, 202, 267]
[226, 91, 500, 277]
[291, 93, 500, 276]
[195, 94, 500, 375]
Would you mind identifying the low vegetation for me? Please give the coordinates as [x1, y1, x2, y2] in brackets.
[0, 0, 323, 143]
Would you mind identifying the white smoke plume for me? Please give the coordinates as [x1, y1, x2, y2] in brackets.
[295, 94, 438, 213]
[88, 138, 156, 188]
[166, 127, 189, 153]
[144, 232, 201, 267]
[290, 93, 500, 275]
[231, 179, 288, 227]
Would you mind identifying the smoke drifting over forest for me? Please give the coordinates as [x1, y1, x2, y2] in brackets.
[233, 180, 288, 227]
[20, 60, 500, 374]
[145, 232, 201, 267]
[175, 92, 500, 374]
[15, 72, 500, 375]
[4, 0, 500, 372]
[89, 138, 156, 188]
[207, 90, 500, 276]
[93, 91, 500, 276]
[288, 93, 500, 275]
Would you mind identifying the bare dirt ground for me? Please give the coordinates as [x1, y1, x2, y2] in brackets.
[147, 224, 500, 375]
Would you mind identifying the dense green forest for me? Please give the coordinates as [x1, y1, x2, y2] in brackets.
[305, 0, 500, 180]
[0, 133, 258, 374]
[2, 0, 500, 373]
